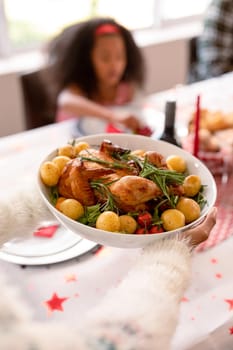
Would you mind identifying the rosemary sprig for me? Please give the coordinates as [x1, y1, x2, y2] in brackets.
[50, 186, 59, 205]
[78, 204, 102, 226]
[90, 179, 119, 213]
[111, 148, 131, 160]
[152, 199, 167, 225]
[194, 185, 208, 210]
[140, 161, 185, 184]
[78, 180, 119, 226]
[80, 155, 132, 170]
[139, 158, 185, 204]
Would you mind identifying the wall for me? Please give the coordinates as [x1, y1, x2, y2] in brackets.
[0, 35, 191, 137]
[142, 39, 189, 94]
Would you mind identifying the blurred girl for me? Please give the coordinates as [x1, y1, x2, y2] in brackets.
[45, 17, 147, 132]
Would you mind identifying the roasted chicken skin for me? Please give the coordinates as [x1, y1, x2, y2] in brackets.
[58, 140, 167, 212]
[144, 151, 168, 168]
[109, 175, 162, 212]
[58, 141, 137, 206]
[58, 158, 114, 206]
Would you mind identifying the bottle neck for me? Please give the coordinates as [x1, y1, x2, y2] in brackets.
[164, 101, 176, 129]
[159, 100, 181, 147]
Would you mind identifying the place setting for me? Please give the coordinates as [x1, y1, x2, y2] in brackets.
[0, 221, 98, 265]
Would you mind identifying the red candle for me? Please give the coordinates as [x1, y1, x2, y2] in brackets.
[193, 95, 201, 157]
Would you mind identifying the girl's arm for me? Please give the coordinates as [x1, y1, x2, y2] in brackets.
[57, 86, 142, 131]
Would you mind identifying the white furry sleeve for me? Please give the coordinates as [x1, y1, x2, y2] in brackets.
[79, 238, 192, 350]
[0, 238, 191, 350]
[0, 183, 54, 246]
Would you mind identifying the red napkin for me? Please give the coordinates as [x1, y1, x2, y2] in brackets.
[135, 126, 153, 136]
[33, 224, 59, 238]
[105, 123, 153, 136]
[105, 123, 124, 133]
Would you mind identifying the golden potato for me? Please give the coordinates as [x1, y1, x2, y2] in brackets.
[40, 161, 60, 186]
[130, 149, 146, 157]
[176, 197, 201, 224]
[74, 141, 90, 155]
[55, 197, 66, 210]
[161, 209, 185, 231]
[58, 144, 76, 158]
[183, 175, 202, 197]
[119, 215, 137, 234]
[52, 155, 70, 174]
[96, 211, 121, 232]
[166, 155, 187, 173]
[59, 199, 84, 220]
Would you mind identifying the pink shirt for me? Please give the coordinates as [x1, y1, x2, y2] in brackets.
[56, 82, 133, 122]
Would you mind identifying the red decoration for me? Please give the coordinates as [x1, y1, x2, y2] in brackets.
[211, 258, 218, 264]
[44, 293, 68, 312]
[193, 94, 201, 157]
[105, 123, 123, 133]
[95, 24, 120, 36]
[229, 327, 233, 335]
[215, 273, 222, 279]
[225, 299, 233, 311]
[181, 296, 189, 302]
[135, 125, 153, 136]
[34, 224, 59, 238]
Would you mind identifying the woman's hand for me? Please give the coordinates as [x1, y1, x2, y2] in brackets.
[182, 207, 217, 247]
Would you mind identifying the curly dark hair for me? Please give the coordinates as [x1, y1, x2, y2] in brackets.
[45, 17, 145, 101]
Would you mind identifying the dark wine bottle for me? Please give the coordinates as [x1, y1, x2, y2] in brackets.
[159, 100, 181, 147]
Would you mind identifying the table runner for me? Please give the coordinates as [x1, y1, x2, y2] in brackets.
[196, 175, 233, 252]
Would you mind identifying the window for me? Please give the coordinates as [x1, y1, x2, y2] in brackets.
[0, 0, 211, 57]
[161, 0, 211, 21]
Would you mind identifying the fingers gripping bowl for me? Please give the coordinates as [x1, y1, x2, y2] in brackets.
[38, 133, 217, 248]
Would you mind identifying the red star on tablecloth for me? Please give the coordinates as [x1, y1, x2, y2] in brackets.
[44, 293, 68, 312]
[229, 327, 233, 335]
[211, 258, 218, 264]
[225, 299, 233, 311]
[34, 224, 59, 238]
[181, 296, 189, 302]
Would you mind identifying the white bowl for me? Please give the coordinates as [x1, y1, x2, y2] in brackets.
[38, 133, 217, 248]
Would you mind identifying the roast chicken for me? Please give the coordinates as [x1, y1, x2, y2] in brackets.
[58, 140, 166, 211]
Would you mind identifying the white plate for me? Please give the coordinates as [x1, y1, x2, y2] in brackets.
[75, 106, 166, 138]
[0, 224, 98, 265]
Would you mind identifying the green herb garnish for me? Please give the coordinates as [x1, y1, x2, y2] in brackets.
[90, 179, 119, 213]
[194, 185, 208, 210]
[50, 186, 59, 205]
[78, 204, 102, 226]
[80, 155, 132, 170]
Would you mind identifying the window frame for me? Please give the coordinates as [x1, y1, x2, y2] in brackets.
[0, 0, 11, 57]
[0, 0, 209, 57]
